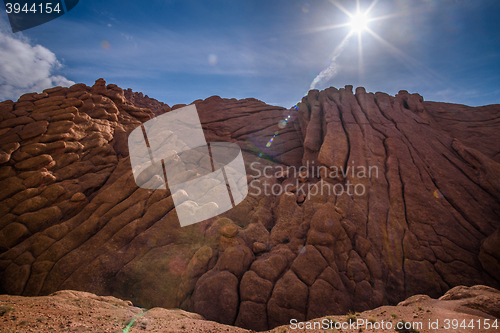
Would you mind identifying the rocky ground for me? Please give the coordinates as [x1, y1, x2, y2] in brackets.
[0, 285, 498, 332]
[0, 79, 499, 331]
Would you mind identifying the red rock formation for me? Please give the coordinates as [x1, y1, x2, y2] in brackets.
[0, 80, 499, 331]
[123, 88, 171, 116]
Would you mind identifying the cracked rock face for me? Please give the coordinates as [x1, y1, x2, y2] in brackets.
[0, 80, 499, 331]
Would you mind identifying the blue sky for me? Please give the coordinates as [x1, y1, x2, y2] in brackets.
[1, 0, 500, 107]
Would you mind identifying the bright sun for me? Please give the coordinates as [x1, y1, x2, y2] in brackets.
[350, 12, 369, 33]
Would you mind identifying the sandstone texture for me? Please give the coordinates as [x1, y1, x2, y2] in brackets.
[123, 88, 171, 116]
[0, 81, 499, 331]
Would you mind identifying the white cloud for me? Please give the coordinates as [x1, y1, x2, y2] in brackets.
[0, 28, 74, 101]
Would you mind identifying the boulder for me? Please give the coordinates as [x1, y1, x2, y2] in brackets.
[192, 270, 239, 325]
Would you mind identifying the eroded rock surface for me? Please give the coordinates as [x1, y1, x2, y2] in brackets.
[0, 81, 499, 331]
[123, 88, 171, 116]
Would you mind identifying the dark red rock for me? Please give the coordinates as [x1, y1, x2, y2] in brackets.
[240, 270, 273, 304]
[267, 270, 308, 328]
[192, 270, 239, 325]
[234, 301, 268, 331]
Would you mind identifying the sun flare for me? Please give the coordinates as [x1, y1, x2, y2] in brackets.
[350, 12, 369, 33]
[309, 0, 422, 91]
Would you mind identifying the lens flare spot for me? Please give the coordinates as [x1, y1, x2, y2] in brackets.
[247, 137, 277, 161]
[169, 257, 187, 275]
[122, 311, 145, 333]
[266, 142, 272, 148]
[433, 189, 444, 199]
[308, 70, 319, 79]
[100, 40, 111, 50]
[278, 120, 287, 128]
[301, 3, 310, 13]
[283, 109, 298, 122]
[208, 53, 218, 66]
